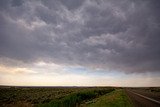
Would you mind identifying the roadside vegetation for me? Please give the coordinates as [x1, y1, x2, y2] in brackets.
[38, 88, 114, 107]
[84, 89, 133, 107]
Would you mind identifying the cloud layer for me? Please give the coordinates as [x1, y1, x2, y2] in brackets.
[0, 0, 160, 73]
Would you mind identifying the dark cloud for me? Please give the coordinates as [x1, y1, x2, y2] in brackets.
[60, 0, 85, 10]
[0, 0, 160, 73]
[11, 0, 24, 7]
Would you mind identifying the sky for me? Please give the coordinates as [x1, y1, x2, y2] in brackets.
[0, 0, 160, 87]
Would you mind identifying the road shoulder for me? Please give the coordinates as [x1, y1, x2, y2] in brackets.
[82, 89, 133, 107]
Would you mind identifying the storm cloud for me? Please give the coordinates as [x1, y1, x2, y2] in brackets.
[0, 0, 160, 73]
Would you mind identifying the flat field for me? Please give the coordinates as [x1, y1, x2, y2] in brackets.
[1, 86, 159, 107]
[0, 86, 114, 107]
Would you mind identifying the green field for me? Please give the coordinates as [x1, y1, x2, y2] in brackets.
[84, 89, 133, 107]
[39, 88, 114, 107]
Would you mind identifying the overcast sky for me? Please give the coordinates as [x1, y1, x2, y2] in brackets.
[0, 0, 160, 86]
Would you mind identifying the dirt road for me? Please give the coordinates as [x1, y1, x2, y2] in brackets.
[126, 89, 160, 107]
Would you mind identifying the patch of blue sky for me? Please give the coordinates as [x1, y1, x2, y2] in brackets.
[64, 66, 88, 74]
[64, 66, 127, 79]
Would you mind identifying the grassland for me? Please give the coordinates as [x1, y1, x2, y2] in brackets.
[84, 89, 133, 107]
[0, 87, 80, 106]
[1, 86, 159, 107]
[38, 88, 114, 107]
[0, 86, 114, 107]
